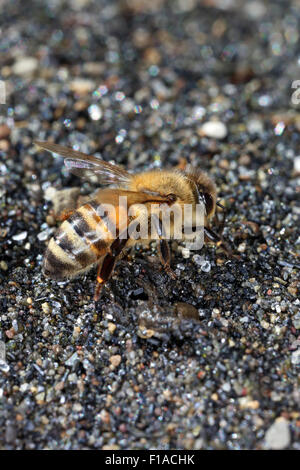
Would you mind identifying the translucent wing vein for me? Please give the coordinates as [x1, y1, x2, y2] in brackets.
[34, 140, 131, 186]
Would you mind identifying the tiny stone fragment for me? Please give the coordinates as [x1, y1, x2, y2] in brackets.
[265, 418, 291, 450]
[109, 355, 121, 368]
[199, 121, 227, 139]
[12, 56, 38, 76]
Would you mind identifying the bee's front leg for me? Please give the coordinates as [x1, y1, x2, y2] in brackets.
[213, 202, 226, 235]
[152, 214, 176, 280]
[204, 226, 233, 257]
[157, 238, 177, 280]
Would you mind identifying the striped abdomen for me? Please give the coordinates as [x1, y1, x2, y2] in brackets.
[43, 201, 116, 280]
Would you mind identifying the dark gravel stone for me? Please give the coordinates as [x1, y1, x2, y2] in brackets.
[0, 0, 299, 450]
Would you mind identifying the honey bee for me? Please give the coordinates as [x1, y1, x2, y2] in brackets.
[35, 141, 226, 300]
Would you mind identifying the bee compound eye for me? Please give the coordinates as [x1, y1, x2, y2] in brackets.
[203, 193, 214, 214]
[42, 262, 53, 277]
[166, 193, 177, 204]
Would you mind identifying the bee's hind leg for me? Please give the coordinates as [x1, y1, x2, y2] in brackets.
[57, 209, 75, 222]
[94, 254, 115, 301]
[94, 234, 128, 301]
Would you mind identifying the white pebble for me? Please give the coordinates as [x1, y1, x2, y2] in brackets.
[244, 1, 266, 19]
[70, 78, 95, 95]
[181, 247, 190, 258]
[38, 230, 50, 241]
[222, 382, 231, 392]
[247, 119, 264, 134]
[193, 255, 211, 272]
[0, 341, 6, 361]
[44, 186, 57, 201]
[201, 261, 211, 272]
[294, 155, 300, 173]
[291, 349, 300, 365]
[12, 231, 27, 241]
[88, 104, 102, 120]
[238, 242, 246, 253]
[192, 254, 204, 266]
[121, 98, 135, 114]
[200, 121, 227, 139]
[265, 418, 291, 450]
[0, 341, 9, 373]
[192, 106, 206, 120]
[73, 403, 83, 412]
[12, 57, 38, 76]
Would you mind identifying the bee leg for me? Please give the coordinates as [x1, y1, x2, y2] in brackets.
[204, 226, 221, 243]
[214, 203, 226, 235]
[152, 214, 176, 280]
[157, 239, 177, 280]
[57, 209, 75, 222]
[94, 254, 116, 301]
[94, 234, 128, 301]
[204, 226, 232, 257]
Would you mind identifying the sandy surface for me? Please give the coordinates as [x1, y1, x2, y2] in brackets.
[0, 0, 299, 450]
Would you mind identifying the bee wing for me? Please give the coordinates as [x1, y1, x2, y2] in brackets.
[34, 141, 131, 185]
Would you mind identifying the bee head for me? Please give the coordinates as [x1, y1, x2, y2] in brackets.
[184, 169, 217, 218]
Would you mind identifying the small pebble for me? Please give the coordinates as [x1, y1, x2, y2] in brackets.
[0, 261, 8, 271]
[201, 261, 211, 273]
[0, 125, 11, 139]
[291, 349, 300, 365]
[107, 322, 117, 334]
[12, 56, 38, 76]
[265, 418, 291, 450]
[0, 0, 298, 452]
[109, 355, 121, 368]
[294, 156, 300, 173]
[199, 121, 227, 139]
[12, 231, 27, 242]
[41, 303, 52, 314]
[247, 119, 264, 134]
[238, 242, 246, 253]
[70, 79, 95, 95]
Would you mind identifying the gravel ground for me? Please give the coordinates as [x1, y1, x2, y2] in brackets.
[0, 0, 299, 450]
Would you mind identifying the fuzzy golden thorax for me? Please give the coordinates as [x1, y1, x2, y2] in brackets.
[129, 169, 217, 218]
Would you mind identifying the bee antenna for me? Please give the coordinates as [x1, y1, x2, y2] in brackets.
[216, 201, 225, 210]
